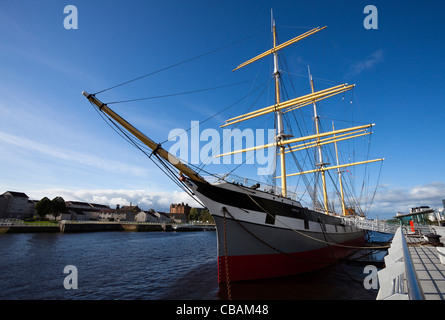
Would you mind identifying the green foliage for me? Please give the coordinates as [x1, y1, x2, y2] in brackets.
[188, 207, 214, 223]
[34, 197, 53, 219]
[200, 209, 213, 223]
[51, 197, 67, 218]
[188, 207, 200, 221]
[34, 196, 67, 219]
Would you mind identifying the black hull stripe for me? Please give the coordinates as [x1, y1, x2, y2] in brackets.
[194, 180, 345, 226]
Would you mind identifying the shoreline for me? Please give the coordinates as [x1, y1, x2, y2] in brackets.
[0, 221, 216, 234]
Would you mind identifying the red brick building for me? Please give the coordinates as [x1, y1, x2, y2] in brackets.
[169, 202, 191, 223]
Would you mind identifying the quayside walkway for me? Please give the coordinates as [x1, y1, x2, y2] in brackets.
[376, 226, 445, 300]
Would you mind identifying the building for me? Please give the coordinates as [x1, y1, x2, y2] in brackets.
[97, 210, 127, 221]
[116, 205, 141, 221]
[62, 201, 112, 221]
[135, 210, 173, 223]
[27, 199, 37, 218]
[63, 201, 92, 220]
[169, 202, 191, 223]
[0, 191, 34, 219]
[395, 206, 435, 226]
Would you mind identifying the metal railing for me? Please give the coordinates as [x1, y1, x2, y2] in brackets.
[205, 173, 299, 200]
[0, 219, 58, 227]
[401, 227, 425, 300]
[1, 219, 216, 228]
[376, 227, 425, 300]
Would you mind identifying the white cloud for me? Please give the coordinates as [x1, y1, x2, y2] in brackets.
[369, 182, 445, 218]
[0, 131, 149, 176]
[347, 50, 384, 77]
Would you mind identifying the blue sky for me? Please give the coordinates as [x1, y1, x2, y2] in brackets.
[0, 0, 444, 219]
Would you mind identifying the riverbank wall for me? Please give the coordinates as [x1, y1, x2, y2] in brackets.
[0, 222, 213, 233]
[0, 225, 59, 233]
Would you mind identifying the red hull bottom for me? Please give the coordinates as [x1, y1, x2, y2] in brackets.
[217, 236, 365, 283]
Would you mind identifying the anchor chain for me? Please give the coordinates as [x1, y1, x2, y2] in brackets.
[222, 208, 232, 300]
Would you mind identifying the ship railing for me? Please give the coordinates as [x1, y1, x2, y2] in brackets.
[205, 173, 299, 201]
[341, 217, 399, 234]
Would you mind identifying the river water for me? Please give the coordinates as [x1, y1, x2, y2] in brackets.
[0, 230, 392, 300]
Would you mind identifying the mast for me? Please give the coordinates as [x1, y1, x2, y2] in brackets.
[228, 15, 326, 197]
[272, 15, 287, 197]
[308, 66, 329, 214]
[221, 18, 384, 208]
[332, 122, 346, 216]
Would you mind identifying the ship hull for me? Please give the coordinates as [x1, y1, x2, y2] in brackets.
[186, 179, 365, 283]
[214, 215, 364, 282]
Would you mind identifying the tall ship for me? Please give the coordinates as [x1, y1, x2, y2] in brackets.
[82, 16, 384, 283]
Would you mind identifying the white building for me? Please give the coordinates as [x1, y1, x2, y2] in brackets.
[135, 211, 173, 223]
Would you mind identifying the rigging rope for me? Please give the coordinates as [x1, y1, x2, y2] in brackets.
[106, 80, 255, 105]
[93, 29, 268, 95]
[89, 101, 205, 208]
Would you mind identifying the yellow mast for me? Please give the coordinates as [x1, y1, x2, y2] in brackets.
[272, 17, 288, 197]
[221, 83, 354, 127]
[283, 158, 384, 178]
[82, 91, 207, 184]
[217, 17, 384, 211]
[332, 122, 346, 216]
[230, 15, 326, 197]
[283, 130, 371, 154]
[215, 123, 375, 158]
[232, 25, 327, 72]
[308, 67, 329, 214]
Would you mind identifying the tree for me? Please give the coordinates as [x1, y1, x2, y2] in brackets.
[200, 209, 214, 223]
[188, 207, 200, 222]
[51, 197, 67, 220]
[34, 197, 53, 220]
[187, 207, 214, 223]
